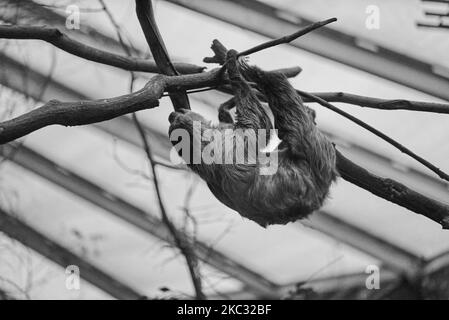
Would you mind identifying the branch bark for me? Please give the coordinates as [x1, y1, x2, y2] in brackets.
[1, 68, 225, 144]
[237, 17, 337, 57]
[135, 0, 190, 111]
[307, 92, 449, 114]
[0, 70, 221, 144]
[336, 150, 449, 229]
[134, 0, 204, 298]
[297, 90, 449, 182]
[0, 25, 203, 74]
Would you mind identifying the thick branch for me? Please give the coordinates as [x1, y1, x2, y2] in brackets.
[135, 0, 190, 111]
[0, 69, 221, 144]
[0, 25, 203, 74]
[336, 150, 449, 229]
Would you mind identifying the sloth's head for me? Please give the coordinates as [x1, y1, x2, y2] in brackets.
[168, 109, 209, 134]
[168, 108, 212, 168]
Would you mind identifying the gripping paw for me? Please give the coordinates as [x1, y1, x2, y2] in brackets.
[225, 50, 241, 81]
[168, 108, 189, 123]
[225, 49, 238, 61]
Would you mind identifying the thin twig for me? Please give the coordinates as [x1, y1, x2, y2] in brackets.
[102, 2, 204, 298]
[0, 276, 30, 300]
[307, 92, 449, 114]
[134, 0, 204, 299]
[181, 178, 199, 239]
[298, 90, 449, 182]
[237, 18, 337, 57]
[132, 113, 205, 299]
[99, 0, 137, 58]
[36, 48, 57, 102]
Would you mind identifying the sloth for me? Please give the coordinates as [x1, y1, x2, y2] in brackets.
[168, 50, 337, 227]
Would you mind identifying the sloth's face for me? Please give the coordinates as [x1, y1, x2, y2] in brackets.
[168, 109, 211, 167]
[168, 109, 209, 135]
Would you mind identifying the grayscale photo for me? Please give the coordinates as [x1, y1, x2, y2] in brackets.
[0, 0, 448, 306]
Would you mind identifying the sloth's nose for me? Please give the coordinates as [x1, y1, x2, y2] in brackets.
[168, 112, 178, 123]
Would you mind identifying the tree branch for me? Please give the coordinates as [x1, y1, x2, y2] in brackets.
[204, 18, 337, 63]
[297, 90, 449, 182]
[336, 150, 449, 229]
[133, 113, 205, 299]
[0, 69, 221, 144]
[135, 0, 190, 111]
[237, 18, 337, 57]
[0, 24, 204, 74]
[307, 92, 449, 114]
[131, 1, 204, 298]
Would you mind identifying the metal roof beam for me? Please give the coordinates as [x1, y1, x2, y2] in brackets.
[302, 211, 424, 277]
[0, 207, 143, 299]
[0, 143, 279, 298]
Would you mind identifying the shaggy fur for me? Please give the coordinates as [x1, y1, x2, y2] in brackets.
[168, 50, 337, 227]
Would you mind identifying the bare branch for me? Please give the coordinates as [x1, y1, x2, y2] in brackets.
[336, 150, 449, 229]
[307, 92, 449, 114]
[0, 25, 204, 74]
[298, 90, 449, 182]
[0, 69, 222, 144]
[135, 0, 190, 111]
[0, 67, 225, 145]
[204, 18, 337, 63]
[133, 114, 205, 300]
[134, 1, 204, 298]
[237, 18, 337, 57]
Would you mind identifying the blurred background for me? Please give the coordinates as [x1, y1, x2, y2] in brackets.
[0, 0, 448, 300]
